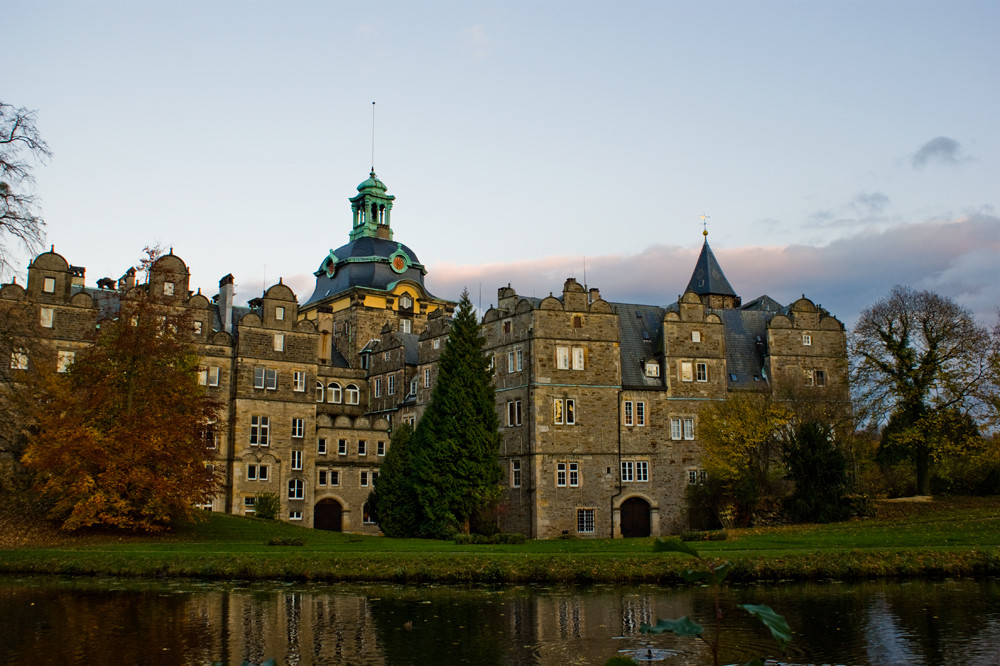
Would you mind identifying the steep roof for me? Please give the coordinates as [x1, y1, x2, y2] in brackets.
[685, 240, 737, 298]
[612, 302, 666, 389]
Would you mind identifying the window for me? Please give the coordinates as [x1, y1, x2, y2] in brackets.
[692, 330, 701, 342]
[803, 333, 812, 346]
[198, 367, 209, 385]
[624, 401, 634, 426]
[244, 496, 255, 512]
[636, 461, 649, 482]
[360, 471, 369, 487]
[400, 318, 412, 333]
[508, 348, 523, 373]
[208, 366, 220, 387]
[330, 470, 340, 486]
[275, 306, 285, 321]
[247, 464, 269, 481]
[318, 438, 327, 455]
[338, 439, 347, 455]
[815, 369, 827, 386]
[688, 469, 708, 485]
[569, 462, 579, 487]
[423, 368, 431, 388]
[202, 421, 219, 449]
[291, 450, 303, 470]
[57, 350, 75, 373]
[193, 321, 202, 335]
[292, 371, 306, 392]
[572, 347, 585, 370]
[358, 440, 367, 456]
[507, 400, 522, 427]
[400, 294, 412, 308]
[556, 463, 567, 487]
[645, 362, 660, 377]
[696, 362, 708, 382]
[433, 338, 440, 349]
[804, 369, 814, 386]
[554, 398, 576, 425]
[288, 478, 304, 500]
[621, 460, 634, 482]
[377, 441, 386, 456]
[363, 501, 377, 524]
[40, 307, 54, 328]
[577, 508, 595, 534]
[671, 418, 683, 440]
[10, 350, 28, 370]
[318, 469, 328, 486]
[328, 382, 342, 403]
[556, 346, 570, 369]
[410, 377, 417, 395]
[163, 281, 174, 296]
[387, 374, 396, 395]
[315, 381, 325, 403]
[511, 460, 521, 488]
[681, 361, 694, 382]
[291, 417, 304, 438]
[289, 510, 302, 521]
[43, 276, 55, 293]
[253, 367, 277, 390]
[573, 315, 583, 328]
[250, 416, 270, 446]
[636, 401, 646, 426]
[273, 333, 285, 352]
[373, 377, 382, 398]
[502, 319, 511, 334]
[345, 384, 359, 404]
[683, 417, 695, 440]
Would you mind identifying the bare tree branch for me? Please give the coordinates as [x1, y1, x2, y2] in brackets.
[0, 102, 51, 277]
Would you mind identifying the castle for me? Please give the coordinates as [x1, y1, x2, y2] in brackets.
[1, 170, 848, 538]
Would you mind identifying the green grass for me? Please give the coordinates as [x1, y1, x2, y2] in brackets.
[1, 497, 998, 583]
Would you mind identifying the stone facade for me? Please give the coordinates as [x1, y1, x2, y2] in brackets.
[2, 172, 848, 538]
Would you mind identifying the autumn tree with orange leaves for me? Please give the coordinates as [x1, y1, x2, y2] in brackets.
[22, 285, 220, 532]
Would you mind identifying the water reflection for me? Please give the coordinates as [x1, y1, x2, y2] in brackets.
[1, 576, 998, 665]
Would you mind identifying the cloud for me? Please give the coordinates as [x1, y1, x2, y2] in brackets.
[425, 213, 1000, 329]
[911, 136, 969, 169]
[805, 191, 891, 230]
[462, 24, 494, 59]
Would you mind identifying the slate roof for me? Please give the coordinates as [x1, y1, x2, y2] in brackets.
[399, 332, 420, 364]
[718, 308, 771, 390]
[303, 237, 429, 306]
[612, 302, 666, 389]
[685, 241, 737, 298]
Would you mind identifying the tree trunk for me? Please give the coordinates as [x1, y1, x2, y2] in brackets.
[915, 445, 930, 495]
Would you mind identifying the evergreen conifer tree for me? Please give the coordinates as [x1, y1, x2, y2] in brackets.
[409, 290, 502, 538]
[370, 423, 422, 537]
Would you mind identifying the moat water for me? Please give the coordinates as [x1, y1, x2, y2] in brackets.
[1, 575, 998, 665]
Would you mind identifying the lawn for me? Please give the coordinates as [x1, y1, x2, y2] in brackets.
[1, 496, 997, 583]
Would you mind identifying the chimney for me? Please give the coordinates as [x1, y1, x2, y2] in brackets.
[588, 288, 601, 304]
[218, 274, 235, 334]
[117, 267, 136, 290]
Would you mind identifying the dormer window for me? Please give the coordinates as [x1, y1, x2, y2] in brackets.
[645, 362, 660, 377]
[43, 277, 56, 293]
[399, 294, 413, 309]
[163, 282, 174, 296]
[275, 306, 285, 321]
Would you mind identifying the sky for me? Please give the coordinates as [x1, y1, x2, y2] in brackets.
[4, 0, 998, 328]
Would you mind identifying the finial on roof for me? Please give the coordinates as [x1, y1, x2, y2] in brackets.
[700, 213, 710, 240]
[50, 244, 54, 252]
[169, 247, 174, 255]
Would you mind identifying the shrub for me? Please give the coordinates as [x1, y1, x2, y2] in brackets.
[452, 532, 526, 545]
[253, 492, 281, 520]
[680, 530, 728, 542]
[266, 537, 305, 547]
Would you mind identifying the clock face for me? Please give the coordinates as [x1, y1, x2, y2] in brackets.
[392, 255, 406, 272]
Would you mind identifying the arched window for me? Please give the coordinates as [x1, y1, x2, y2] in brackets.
[327, 382, 342, 404]
[315, 381, 324, 403]
[288, 478, 304, 500]
[345, 384, 360, 405]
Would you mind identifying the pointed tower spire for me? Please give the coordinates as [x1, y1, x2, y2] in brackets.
[684, 217, 739, 309]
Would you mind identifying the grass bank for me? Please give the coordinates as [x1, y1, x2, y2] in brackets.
[1, 497, 998, 584]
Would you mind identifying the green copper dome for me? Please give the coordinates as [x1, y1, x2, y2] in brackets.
[357, 170, 387, 192]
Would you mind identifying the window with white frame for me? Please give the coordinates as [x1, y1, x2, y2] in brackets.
[288, 478, 304, 500]
[318, 469, 328, 486]
[198, 367, 209, 386]
[40, 307, 54, 328]
[291, 418, 304, 438]
[645, 362, 660, 377]
[338, 439, 347, 455]
[373, 377, 382, 397]
[10, 350, 28, 370]
[360, 471, 369, 487]
[315, 381, 325, 402]
[624, 400, 634, 426]
[345, 384, 359, 404]
[253, 367, 278, 390]
[400, 294, 412, 309]
[803, 333, 812, 346]
[247, 464, 269, 481]
[636, 401, 646, 426]
[163, 281, 174, 296]
[688, 469, 708, 485]
[318, 438, 327, 455]
[387, 374, 396, 395]
[556, 346, 570, 369]
[423, 368, 431, 388]
[433, 338, 440, 349]
[681, 361, 694, 382]
[292, 370, 306, 392]
[57, 350, 75, 373]
[377, 440, 386, 456]
[554, 398, 576, 425]
[43, 276, 55, 293]
[621, 460, 634, 482]
[692, 330, 701, 342]
[569, 462, 579, 487]
[556, 463, 567, 487]
[275, 306, 285, 321]
[683, 417, 695, 440]
[577, 508, 595, 533]
[328, 382, 342, 403]
[291, 450, 303, 470]
[243, 496, 256, 512]
[358, 440, 367, 456]
[250, 416, 270, 446]
[329, 470, 340, 486]
[400, 318, 412, 333]
[696, 362, 708, 382]
[273, 333, 285, 352]
[289, 510, 302, 521]
[507, 400, 522, 426]
[511, 460, 521, 488]
[636, 461, 649, 482]
[208, 366, 220, 387]
[671, 417, 683, 440]
[572, 347, 585, 370]
[410, 377, 417, 395]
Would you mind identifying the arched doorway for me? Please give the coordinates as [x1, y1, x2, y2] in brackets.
[314, 498, 343, 531]
[620, 497, 651, 538]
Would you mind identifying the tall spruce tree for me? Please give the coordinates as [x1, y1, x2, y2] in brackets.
[409, 290, 502, 538]
[370, 423, 421, 537]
